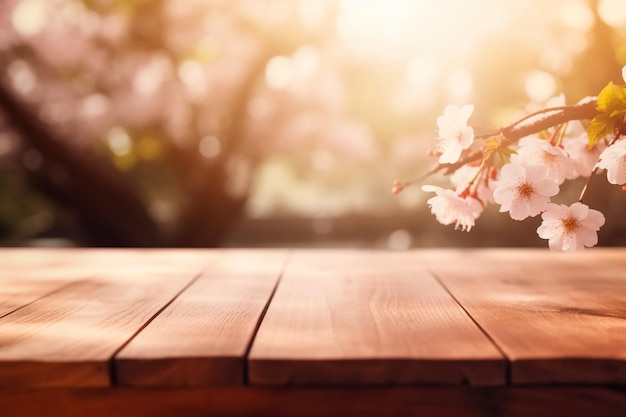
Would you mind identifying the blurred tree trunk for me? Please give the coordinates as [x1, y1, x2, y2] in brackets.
[0, 2, 337, 247]
[0, 83, 161, 246]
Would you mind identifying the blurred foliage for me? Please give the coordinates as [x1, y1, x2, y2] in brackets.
[0, 0, 624, 247]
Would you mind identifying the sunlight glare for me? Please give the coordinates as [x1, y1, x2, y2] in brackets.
[598, 0, 626, 28]
[338, 0, 509, 59]
[406, 56, 439, 91]
[178, 60, 205, 89]
[525, 71, 557, 102]
[107, 127, 132, 156]
[265, 56, 294, 90]
[134, 56, 170, 96]
[292, 46, 320, 81]
[448, 69, 473, 103]
[299, 0, 329, 30]
[338, 0, 420, 56]
[559, 0, 594, 32]
[11, 0, 47, 36]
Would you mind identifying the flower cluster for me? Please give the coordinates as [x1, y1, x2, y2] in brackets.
[395, 66, 626, 252]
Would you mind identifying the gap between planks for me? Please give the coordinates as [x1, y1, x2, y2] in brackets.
[418, 249, 626, 385]
[114, 250, 290, 387]
[248, 250, 506, 386]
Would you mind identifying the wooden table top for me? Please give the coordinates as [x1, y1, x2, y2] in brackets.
[1, 248, 625, 417]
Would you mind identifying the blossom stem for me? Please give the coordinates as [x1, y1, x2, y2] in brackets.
[458, 159, 487, 197]
[578, 166, 599, 204]
[578, 134, 621, 203]
[548, 122, 567, 147]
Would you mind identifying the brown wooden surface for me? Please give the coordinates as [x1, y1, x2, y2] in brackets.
[0, 272, 74, 319]
[248, 251, 505, 386]
[1, 248, 626, 416]
[0, 271, 198, 387]
[115, 251, 287, 387]
[0, 248, 215, 266]
[1, 386, 625, 417]
[422, 249, 626, 385]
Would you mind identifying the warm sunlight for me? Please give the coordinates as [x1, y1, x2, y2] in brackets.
[337, 0, 421, 56]
[337, 0, 508, 59]
[1, 0, 625, 248]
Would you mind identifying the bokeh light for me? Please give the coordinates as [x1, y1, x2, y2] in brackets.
[0, 0, 624, 247]
[598, 0, 626, 28]
[525, 71, 558, 102]
[11, 0, 47, 36]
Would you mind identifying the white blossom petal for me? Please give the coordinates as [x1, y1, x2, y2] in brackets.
[493, 161, 559, 221]
[537, 202, 605, 252]
[450, 165, 494, 204]
[515, 137, 577, 184]
[436, 104, 475, 164]
[422, 185, 482, 232]
[563, 131, 605, 178]
[596, 140, 626, 185]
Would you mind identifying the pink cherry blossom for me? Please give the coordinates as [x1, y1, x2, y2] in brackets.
[563, 130, 606, 178]
[422, 185, 482, 232]
[515, 136, 577, 184]
[450, 165, 494, 204]
[492, 162, 559, 220]
[596, 139, 626, 185]
[622, 65, 626, 83]
[537, 202, 605, 252]
[436, 104, 475, 164]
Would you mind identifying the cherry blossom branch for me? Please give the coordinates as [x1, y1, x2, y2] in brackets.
[427, 151, 484, 177]
[392, 150, 484, 193]
[500, 100, 598, 142]
[417, 102, 599, 185]
[503, 106, 571, 129]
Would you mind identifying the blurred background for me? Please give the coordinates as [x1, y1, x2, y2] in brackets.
[0, 0, 625, 248]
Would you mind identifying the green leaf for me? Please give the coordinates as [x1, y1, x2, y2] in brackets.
[597, 82, 626, 114]
[587, 113, 615, 148]
[483, 137, 515, 166]
[495, 148, 515, 165]
[609, 109, 626, 118]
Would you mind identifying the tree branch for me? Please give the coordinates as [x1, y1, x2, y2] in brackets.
[500, 100, 599, 141]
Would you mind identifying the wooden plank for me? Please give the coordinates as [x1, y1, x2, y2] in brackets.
[0, 249, 218, 319]
[248, 251, 505, 386]
[0, 271, 76, 318]
[0, 270, 199, 388]
[0, 249, 215, 273]
[424, 249, 626, 385]
[115, 250, 288, 387]
[1, 386, 626, 417]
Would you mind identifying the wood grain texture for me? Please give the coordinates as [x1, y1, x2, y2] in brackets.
[0, 248, 216, 325]
[0, 271, 197, 388]
[0, 272, 74, 319]
[423, 249, 626, 385]
[0, 249, 217, 276]
[115, 250, 288, 387]
[248, 251, 505, 386]
[1, 386, 625, 417]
